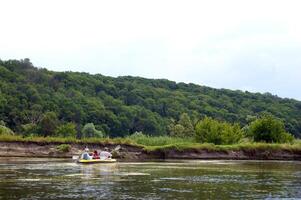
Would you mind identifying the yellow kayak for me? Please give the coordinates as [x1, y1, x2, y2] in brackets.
[77, 158, 117, 164]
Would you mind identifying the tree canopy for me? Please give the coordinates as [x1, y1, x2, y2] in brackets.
[0, 59, 300, 138]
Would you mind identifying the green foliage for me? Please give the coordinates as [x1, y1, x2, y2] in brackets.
[0, 125, 14, 135]
[249, 115, 294, 143]
[195, 117, 222, 144]
[81, 123, 104, 138]
[294, 139, 301, 145]
[0, 134, 300, 154]
[21, 123, 38, 136]
[195, 117, 243, 145]
[143, 141, 301, 153]
[168, 113, 195, 137]
[39, 112, 59, 137]
[56, 144, 71, 153]
[0, 120, 6, 126]
[170, 124, 185, 137]
[178, 113, 195, 137]
[55, 122, 76, 138]
[221, 123, 244, 145]
[0, 59, 301, 138]
[128, 131, 194, 146]
[0, 134, 140, 147]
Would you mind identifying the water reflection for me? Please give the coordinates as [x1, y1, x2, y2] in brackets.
[79, 163, 118, 178]
[0, 158, 300, 200]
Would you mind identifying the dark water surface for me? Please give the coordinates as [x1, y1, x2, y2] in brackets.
[0, 158, 300, 200]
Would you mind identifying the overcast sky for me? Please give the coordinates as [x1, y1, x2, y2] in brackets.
[0, 0, 301, 100]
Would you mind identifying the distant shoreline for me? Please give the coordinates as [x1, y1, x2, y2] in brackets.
[1, 141, 300, 161]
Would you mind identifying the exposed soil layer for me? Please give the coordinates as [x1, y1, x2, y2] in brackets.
[0, 141, 300, 161]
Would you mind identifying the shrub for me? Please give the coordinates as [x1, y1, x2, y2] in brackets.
[221, 123, 244, 144]
[170, 124, 185, 137]
[128, 132, 194, 146]
[0, 125, 14, 135]
[0, 120, 6, 126]
[248, 115, 294, 143]
[81, 123, 103, 138]
[168, 113, 195, 138]
[39, 112, 59, 137]
[195, 117, 243, 145]
[21, 123, 38, 136]
[55, 122, 77, 138]
[56, 144, 71, 153]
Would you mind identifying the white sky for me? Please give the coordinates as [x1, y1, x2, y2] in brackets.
[0, 0, 301, 100]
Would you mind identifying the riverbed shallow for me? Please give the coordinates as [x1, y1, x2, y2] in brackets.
[0, 158, 300, 199]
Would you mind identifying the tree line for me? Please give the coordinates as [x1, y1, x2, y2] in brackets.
[0, 59, 300, 139]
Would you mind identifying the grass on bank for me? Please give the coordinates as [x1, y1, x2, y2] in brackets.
[128, 134, 301, 152]
[143, 141, 301, 153]
[0, 134, 140, 147]
[0, 134, 300, 153]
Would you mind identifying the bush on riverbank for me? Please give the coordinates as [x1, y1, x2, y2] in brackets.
[248, 115, 294, 143]
[56, 144, 71, 152]
[127, 132, 195, 146]
[55, 123, 77, 138]
[0, 125, 14, 136]
[195, 117, 243, 145]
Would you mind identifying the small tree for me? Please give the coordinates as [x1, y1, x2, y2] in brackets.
[55, 122, 77, 138]
[0, 120, 6, 126]
[221, 123, 243, 144]
[195, 117, 243, 145]
[21, 123, 38, 136]
[39, 112, 59, 137]
[178, 113, 195, 137]
[172, 124, 185, 137]
[249, 115, 293, 143]
[195, 117, 222, 144]
[168, 113, 195, 138]
[0, 125, 14, 135]
[81, 123, 103, 138]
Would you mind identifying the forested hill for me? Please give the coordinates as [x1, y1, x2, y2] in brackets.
[0, 59, 300, 138]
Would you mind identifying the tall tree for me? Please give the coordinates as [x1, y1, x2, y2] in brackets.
[55, 122, 77, 138]
[81, 123, 103, 138]
[39, 112, 59, 137]
[178, 113, 195, 137]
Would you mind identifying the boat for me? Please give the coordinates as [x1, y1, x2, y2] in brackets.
[76, 150, 116, 164]
[77, 158, 117, 164]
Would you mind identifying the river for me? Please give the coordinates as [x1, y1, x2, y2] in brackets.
[0, 158, 300, 199]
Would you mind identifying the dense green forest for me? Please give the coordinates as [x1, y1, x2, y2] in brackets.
[0, 59, 300, 139]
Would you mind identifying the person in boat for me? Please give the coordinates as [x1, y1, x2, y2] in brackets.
[92, 150, 100, 159]
[99, 151, 112, 160]
[81, 146, 92, 160]
[84, 146, 89, 152]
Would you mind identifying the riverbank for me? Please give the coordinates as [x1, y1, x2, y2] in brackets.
[0, 139, 301, 160]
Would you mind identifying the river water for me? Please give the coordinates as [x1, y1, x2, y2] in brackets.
[0, 158, 300, 200]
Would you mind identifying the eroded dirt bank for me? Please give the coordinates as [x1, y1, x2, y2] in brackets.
[0, 141, 301, 161]
[0, 142, 147, 160]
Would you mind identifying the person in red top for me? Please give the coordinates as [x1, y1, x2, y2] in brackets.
[92, 150, 100, 159]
